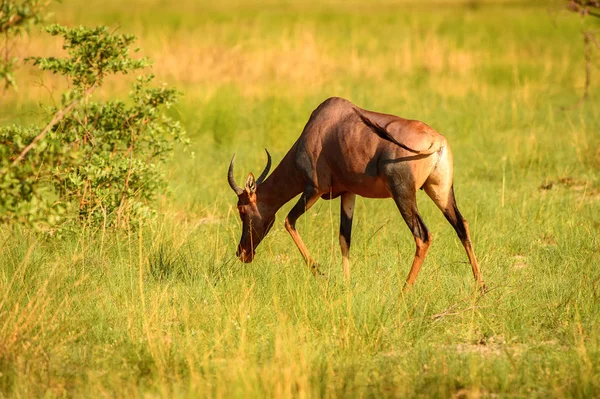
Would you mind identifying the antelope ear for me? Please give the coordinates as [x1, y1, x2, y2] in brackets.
[244, 173, 256, 194]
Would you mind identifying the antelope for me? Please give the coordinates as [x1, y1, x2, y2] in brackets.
[228, 97, 485, 292]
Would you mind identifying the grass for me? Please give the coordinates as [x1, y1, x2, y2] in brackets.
[1, 0, 600, 397]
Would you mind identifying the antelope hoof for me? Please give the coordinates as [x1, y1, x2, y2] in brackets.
[309, 262, 327, 279]
[402, 282, 413, 294]
[479, 283, 487, 295]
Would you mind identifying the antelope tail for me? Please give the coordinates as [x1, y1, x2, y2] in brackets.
[353, 108, 440, 155]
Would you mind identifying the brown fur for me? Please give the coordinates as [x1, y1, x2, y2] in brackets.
[228, 97, 485, 292]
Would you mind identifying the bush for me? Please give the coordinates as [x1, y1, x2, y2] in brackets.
[0, 25, 188, 230]
[0, 0, 53, 92]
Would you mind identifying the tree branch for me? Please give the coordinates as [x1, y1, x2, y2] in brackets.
[8, 83, 97, 169]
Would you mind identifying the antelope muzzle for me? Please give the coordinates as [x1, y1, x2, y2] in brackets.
[236, 246, 255, 263]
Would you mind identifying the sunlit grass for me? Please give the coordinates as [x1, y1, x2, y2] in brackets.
[1, 0, 600, 397]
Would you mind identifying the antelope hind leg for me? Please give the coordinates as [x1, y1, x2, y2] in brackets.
[424, 183, 486, 293]
[391, 186, 433, 290]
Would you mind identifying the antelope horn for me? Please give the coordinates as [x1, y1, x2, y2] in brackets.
[228, 154, 244, 195]
[256, 149, 272, 185]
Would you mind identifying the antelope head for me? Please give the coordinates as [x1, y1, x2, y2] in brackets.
[228, 149, 274, 263]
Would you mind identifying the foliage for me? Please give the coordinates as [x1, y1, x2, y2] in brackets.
[0, 25, 187, 229]
[567, 0, 600, 17]
[0, 124, 71, 226]
[566, 0, 600, 104]
[0, 0, 52, 92]
[31, 24, 148, 89]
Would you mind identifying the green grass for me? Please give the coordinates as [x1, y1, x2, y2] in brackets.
[2, 0, 600, 397]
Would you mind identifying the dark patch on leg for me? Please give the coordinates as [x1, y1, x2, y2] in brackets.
[413, 212, 431, 243]
[443, 186, 468, 241]
[398, 202, 430, 244]
[286, 186, 315, 226]
[340, 207, 353, 247]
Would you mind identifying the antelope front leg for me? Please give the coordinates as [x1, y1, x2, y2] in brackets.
[339, 192, 356, 282]
[284, 187, 323, 276]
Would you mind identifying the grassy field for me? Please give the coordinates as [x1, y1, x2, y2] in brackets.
[2, 0, 600, 397]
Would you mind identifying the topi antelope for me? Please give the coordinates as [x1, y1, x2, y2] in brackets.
[228, 97, 485, 292]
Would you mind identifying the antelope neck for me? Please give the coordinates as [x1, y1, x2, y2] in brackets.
[256, 152, 304, 213]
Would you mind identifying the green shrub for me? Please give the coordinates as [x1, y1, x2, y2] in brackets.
[0, 25, 188, 230]
[0, 0, 53, 91]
